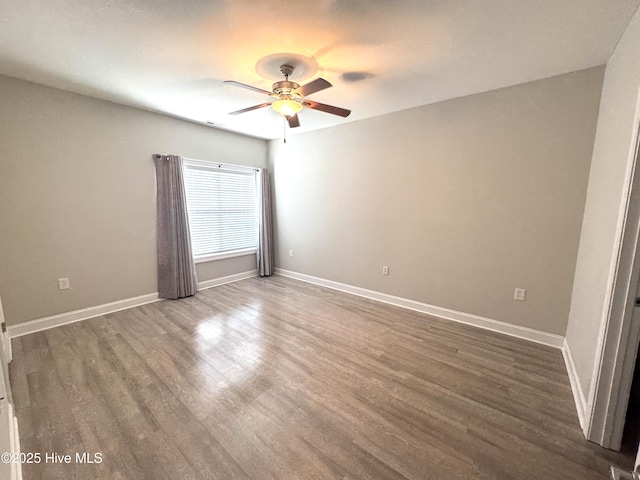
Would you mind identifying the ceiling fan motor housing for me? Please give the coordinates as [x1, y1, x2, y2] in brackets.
[272, 80, 301, 98]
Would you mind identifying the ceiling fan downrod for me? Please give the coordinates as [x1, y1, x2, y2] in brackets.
[280, 64, 294, 80]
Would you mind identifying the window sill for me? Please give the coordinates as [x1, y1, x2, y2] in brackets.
[194, 248, 257, 264]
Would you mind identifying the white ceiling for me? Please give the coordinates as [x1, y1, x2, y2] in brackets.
[1, 0, 638, 140]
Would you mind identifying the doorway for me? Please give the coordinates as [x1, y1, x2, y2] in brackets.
[622, 346, 640, 456]
[587, 99, 640, 451]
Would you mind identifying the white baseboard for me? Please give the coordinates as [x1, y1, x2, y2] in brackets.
[275, 268, 564, 349]
[198, 270, 257, 290]
[562, 338, 588, 433]
[7, 293, 161, 338]
[7, 270, 258, 339]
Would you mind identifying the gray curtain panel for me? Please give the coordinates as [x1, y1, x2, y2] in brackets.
[257, 168, 274, 277]
[153, 154, 198, 299]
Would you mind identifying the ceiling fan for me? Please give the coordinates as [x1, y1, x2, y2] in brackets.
[224, 64, 351, 128]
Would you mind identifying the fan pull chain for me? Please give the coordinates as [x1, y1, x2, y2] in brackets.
[283, 117, 287, 143]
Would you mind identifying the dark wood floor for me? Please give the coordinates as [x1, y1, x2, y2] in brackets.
[9, 276, 633, 479]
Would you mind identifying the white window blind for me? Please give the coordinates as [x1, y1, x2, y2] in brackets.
[182, 160, 258, 261]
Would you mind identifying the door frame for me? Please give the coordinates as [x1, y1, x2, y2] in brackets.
[586, 89, 640, 450]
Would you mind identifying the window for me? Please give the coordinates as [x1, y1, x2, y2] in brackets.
[182, 159, 258, 262]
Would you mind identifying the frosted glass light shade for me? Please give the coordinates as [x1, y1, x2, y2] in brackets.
[271, 99, 303, 117]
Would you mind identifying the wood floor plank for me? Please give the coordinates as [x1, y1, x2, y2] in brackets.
[9, 275, 634, 479]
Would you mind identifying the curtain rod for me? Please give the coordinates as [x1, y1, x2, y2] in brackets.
[153, 154, 260, 173]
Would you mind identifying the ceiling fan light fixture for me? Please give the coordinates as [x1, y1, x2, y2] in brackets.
[271, 99, 303, 117]
[226, 63, 350, 126]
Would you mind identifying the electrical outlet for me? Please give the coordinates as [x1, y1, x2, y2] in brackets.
[289, 249, 294, 257]
[58, 278, 70, 290]
[382, 265, 389, 275]
[514, 288, 526, 301]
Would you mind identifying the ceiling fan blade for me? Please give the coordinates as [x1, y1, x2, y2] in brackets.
[228, 102, 272, 115]
[303, 100, 351, 118]
[297, 78, 332, 97]
[287, 114, 300, 128]
[224, 80, 272, 96]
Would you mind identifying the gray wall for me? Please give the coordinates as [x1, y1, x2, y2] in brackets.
[0, 75, 266, 326]
[269, 68, 604, 336]
[565, 8, 640, 402]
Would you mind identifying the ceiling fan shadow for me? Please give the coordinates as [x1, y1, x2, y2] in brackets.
[320, 0, 412, 16]
[341, 71, 375, 82]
